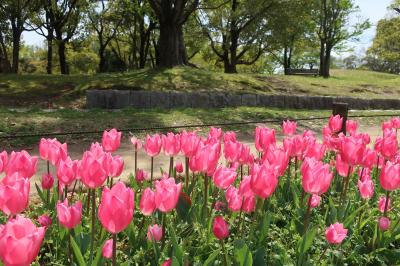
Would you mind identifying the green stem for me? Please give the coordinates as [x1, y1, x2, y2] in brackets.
[90, 189, 96, 264]
[383, 190, 390, 217]
[304, 195, 312, 233]
[134, 148, 138, 176]
[340, 166, 352, 205]
[203, 175, 209, 217]
[112, 234, 117, 266]
[150, 156, 154, 186]
[185, 157, 190, 191]
[68, 230, 72, 266]
[220, 240, 228, 266]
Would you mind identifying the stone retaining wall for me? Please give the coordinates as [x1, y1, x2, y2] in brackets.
[86, 89, 400, 110]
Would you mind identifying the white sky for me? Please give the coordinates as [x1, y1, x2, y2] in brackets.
[23, 0, 395, 56]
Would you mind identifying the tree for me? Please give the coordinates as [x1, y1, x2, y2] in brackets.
[0, 0, 39, 73]
[0, 9, 12, 73]
[148, 0, 199, 68]
[365, 17, 400, 74]
[315, 0, 369, 78]
[199, 0, 273, 73]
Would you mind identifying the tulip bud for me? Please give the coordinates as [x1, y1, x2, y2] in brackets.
[212, 216, 229, 240]
[102, 239, 113, 259]
[38, 215, 52, 227]
[325, 223, 347, 244]
[147, 224, 163, 242]
[378, 217, 390, 231]
[41, 173, 54, 190]
[175, 162, 184, 174]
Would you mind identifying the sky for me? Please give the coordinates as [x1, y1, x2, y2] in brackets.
[23, 0, 395, 56]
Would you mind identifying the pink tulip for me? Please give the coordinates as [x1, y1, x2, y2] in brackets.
[41, 173, 54, 190]
[212, 166, 237, 190]
[135, 169, 149, 182]
[6, 150, 38, 179]
[175, 162, 184, 173]
[391, 117, 400, 129]
[0, 151, 7, 173]
[213, 216, 229, 240]
[189, 141, 220, 175]
[225, 186, 242, 212]
[98, 182, 135, 233]
[283, 135, 305, 158]
[329, 115, 343, 133]
[208, 127, 222, 141]
[378, 217, 391, 231]
[262, 147, 289, 176]
[301, 157, 333, 195]
[346, 120, 358, 135]
[310, 194, 321, 208]
[0, 215, 45, 266]
[102, 128, 122, 152]
[180, 131, 200, 158]
[239, 176, 253, 197]
[57, 157, 78, 186]
[237, 144, 252, 165]
[90, 142, 104, 157]
[130, 136, 142, 149]
[380, 161, 400, 191]
[147, 224, 163, 242]
[104, 153, 124, 178]
[139, 188, 156, 216]
[162, 133, 181, 156]
[382, 120, 394, 131]
[154, 178, 182, 213]
[340, 135, 365, 166]
[362, 149, 377, 169]
[79, 150, 107, 189]
[282, 120, 297, 136]
[357, 178, 374, 199]
[250, 164, 278, 199]
[335, 154, 352, 177]
[381, 129, 398, 159]
[38, 214, 52, 227]
[378, 196, 390, 213]
[304, 142, 326, 161]
[162, 259, 172, 266]
[102, 239, 113, 259]
[224, 140, 241, 163]
[0, 177, 30, 215]
[39, 138, 68, 165]
[56, 199, 82, 229]
[241, 195, 256, 213]
[325, 223, 347, 244]
[254, 127, 276, 152]
[144, 134, 162, 157]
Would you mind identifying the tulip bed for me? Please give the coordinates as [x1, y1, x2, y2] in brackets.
[0, 115, 400, 266]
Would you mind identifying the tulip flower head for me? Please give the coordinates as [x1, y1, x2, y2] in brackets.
[135, 168, 149, 183]
[147, 224, 163, 242]
[154, 178, 182, 213]
[325, 223, 348, 244]
[346, 119, 358, 135]
[162, 132, 181, 156]
[310, 194, 321, 208]
[144, 134, 162, 157]
[0, 215, 45, 266]
[98, 182, 135, 234]
[329, 115, 343, 133]
[79, 150, 107, 189]
[130, 136, 142, 149]
[102, 128, 122, 152]
[57, 157, 78, 186]
[102, 239, 113, 259]
[378, 217, 390, 231]
[250, 164, 278, 199]
[357, 178, 374, 199]
[0, 176, 30, 215]
[301, 158, 333, 195]
[282, 120, 297, 136]
[139, 188, 156, 216]
[6, 150, 38, 179]
[379, 161, 400, 191]
[378, 196, 391, 213]
[175, 162, 184, 173]
[212, 166, 237, 190]
[39, 138, 68, 165]
[57, 199, 82, 229]
[38, 215, 52, 227]
[41, 173, 54, 190]
[212, 216, 229, 240]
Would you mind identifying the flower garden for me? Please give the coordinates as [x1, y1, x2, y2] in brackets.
[0, 115, 400, 265]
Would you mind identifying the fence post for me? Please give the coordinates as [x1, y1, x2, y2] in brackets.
[332, 102, 348, 135]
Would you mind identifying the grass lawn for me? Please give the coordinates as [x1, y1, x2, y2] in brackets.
[1, 106, 398, 149]
[0, 68, 399, 108]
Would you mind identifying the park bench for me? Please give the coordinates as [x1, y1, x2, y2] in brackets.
[285, 68, 319, 76]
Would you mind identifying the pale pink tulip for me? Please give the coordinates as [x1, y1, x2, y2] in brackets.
[39, 138, 68, 165]
[144, 134, 162, 157]
[56, 199, 82, 229]
[57, 157, 78, 186]
[212, 166, 237, 190]
[139, 188, 156, 216]
[147, 224, 163, 242]
[102, 128, 122, 152]
[325, 223, 347, 244]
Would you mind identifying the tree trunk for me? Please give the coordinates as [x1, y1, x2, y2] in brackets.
[319, 40, 325, 76]
[322, 47, 331, 78]
[157, 22, 188, 68]
[283, 46, 289, 74]
[46, 35, 53, 74]
[11, 31, 21, 73]
[99, 46, 106, 73]
[58, 41, 69, 75]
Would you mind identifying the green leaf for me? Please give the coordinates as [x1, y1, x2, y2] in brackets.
[234, 239, 253, 266]
[257, 213, 271, 246]
[176, 192, 192, 222]
[171, 256, 180, 266]
[203, 249, 220, 266]
[91, 240, 105, 266]
[344, 203, 366, 228]
[70, 235, 87, 266]
[253, 248, 267, 266]
[297, 227, 317, 264]
[168, 223, 184, 263]
[35, 183, 46, 204]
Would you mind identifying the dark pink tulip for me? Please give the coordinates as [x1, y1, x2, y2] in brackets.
[250, 164, 278, 199]
[162, 259, 172, 266]
[378, 196, 391, 213]
[282, 120, 297, 136]
[225, 186, 242, 212]
[241, 195, 256, 213]
[357, 178, 374, 199]
[139, 188, 156, 216]
[378, 217, 390, 231]
[340, 135, 365, 166]
[154, 178, 182, 213]
[391, 117, 400, 129]
[346, 119, 358, 135]
[325, 223, 347, 244]
[254, 127, 276, 152]
[39, 138, 68, 165]
[362, 149, 377, 169]
[335, 154, 352, 177]
[56, 199, 82, 229]
[381, 129, 398, 159]
[301, 157, 333, 195]
[144, 134, 162, 157]
[310, 194, 321, 208]
[214, 201, 226, 211]
[180, 131, 200, 158]
[162, 132, 181, 156]
[147, 224, 163, 242]
[102, 128, 122, 152]
[382, 120, 394, 131]
[262, 147, 289, 176]
[224, 140, 241, 163]
[41, 173, 54, 190]
[6, 150, 38, 179]
[328, 114, 343, 133]
[0, 215, 45, 266]
[98, 182, 134, 233]
[213, 216, 229, 240]
[0, 151, 7, 173]
[102, 239, 113, 259]
[0, 176, 30, 215]
[57, 157, 78, 186]
[380, 161, 400, 191]
[130, 136, 142, 149]
[175, 162, 184, 173]
[208, 127, 222, 141]
[104, 153, 124, 178]
[38, 214, 52, 227]
[213, 166, 237, 189]
[135, 169, 149, 183]
[79, 150, 107, 189]
[223, 131, 237, 143]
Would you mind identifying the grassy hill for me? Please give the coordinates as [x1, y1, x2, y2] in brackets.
[0, 68, 399, 107]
